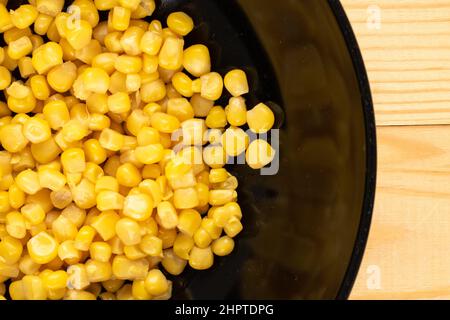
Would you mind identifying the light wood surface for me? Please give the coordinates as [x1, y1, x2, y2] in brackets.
[340, 0, 450, 299]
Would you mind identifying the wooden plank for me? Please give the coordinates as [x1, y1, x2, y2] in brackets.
[350, 126, 450, 299]
[341, 0, 450, 126]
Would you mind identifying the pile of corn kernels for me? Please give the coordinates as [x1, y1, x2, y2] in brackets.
[0, 0, 276, 300]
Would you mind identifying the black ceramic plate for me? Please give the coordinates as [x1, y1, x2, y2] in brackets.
[5, 0, 376, 300]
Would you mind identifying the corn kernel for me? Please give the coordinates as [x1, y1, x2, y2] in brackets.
[0, 123, 29, 153]
[144, 269, 168, 296]
[203, 145, 227, 169]
[85, 259, 112, 282]
[32, 42, 63, 75]
[50, 186, 72, 209]
[22, 275, 47, 300]
[76, 39, 102, 64]
[91, 210, 120, 241]
[90, 242, 112, 263]
[224, 216, 243, 238]
[19, 254, 41, 275]
[11, 5, 39, 30]
[246, 139, 275, 170]
[182, 44, 211, 77]
[92, 52, 119, 75]
[65, 20, 93, 51]
[46, 62, 77, 93]
[58, 240, 81, 264]
[64, 289, 96, 300]
[42, 270, 68, 290]
[15, 169, 41, 195]
[167, 12, 194, 36]
[112, 255, 149, 280]
[36, 0, 64, 17]
[193, 227, 212, 248]
[0, 3, 13, 32]
[0, 66, 12, 91]
[0, 236, 23, 265]
[140, 79, 166, 103]
[22, 116, 51, 144]
[67, 264, 90, 290]
[27, 231, 59, 264]
[189, 246, 213, 270]
[158, 37, 184, 71]
[8, 36, 33, 60]
[111, 6, 131, 31]
[246, 103, 275, 134]
[34, 14, 53, 35]
[42, 100, 70, 130]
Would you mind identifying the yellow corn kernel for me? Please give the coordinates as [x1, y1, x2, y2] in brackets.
[125, 73, 141, 92]
[111, 6, 131, 31]
[172, 187, 199, 210]
[47, 62, 77, 93]
[112, 255, 148, 280]
[101, 279, 123, 295]
[7, 90, 37, 113]
[94, 177, 118, 195]
[140, 79, 166, 103]
[140, 30, 163, 56]
[29, 221, 48, 236]
[19, 254, 41, 275]
[22, 116, 51, 144]
[46, 20, 61, 42]
[224, 69, 249, 97]
[126, 110, 150, 136]
[27, 231, 59, 264]
[247, 103, 275, 134]
[124, 244, 146, 260]
[144, 269, 168, 296]
[158, 227, 177, 249]
[29, 75, 50, 101]
[172, 72, 193, 97]
[92, 54, 119, 76]
[91, 210, 120, 241]
[205, 107, 227, 129]
[183, 45, 211, 77]
[104, 31, 123, 53]
[42, 100, 70, 130]
[32, 42, 63, 75]
[89, 242, 112, 263]
[138, 234, 161, 257]
[115, 283, 135, 300]
[8, 184, 25, 210]
[21, 203, 45, 225]
[61, 148, 86, 174]
[142, 164, 161, 180]
[64, 289, 96, 300]
[189, 246, 213, 270]
[18, 57, 36, 78]
[138, 179, 162, 206]
[85, 259, 112, 282]
[22, 275, 47, 300]
[98, 128, 124, 152]
[193, 227, 212, 248]
[153, 201, 177, 230]
[9, 280, 25, 300]
[52, 215, 78, 242]
[15, 169, 41, 195]
[80, 67, 110, 94]
[0, 191, 10, 214]
[209, 189, 237, 206]
[148, 112, 179, 134]
[158, 37, 184, 70]
[221, 127, 249, 157]
[103, 156, 121, 177]
[119, 26, 144, 56]
[36, 0, 64, 16]
[67, 264, 90, 290]
[106, 236, 123, 255]
[122, 193, 153, 222]
[165, 98, 194, 123]
[225, 96, 247, 126]
[246, 139, 275, 170]
[65, 19, 93, 51]
[8, 36, 32, 61]
[116, 163, 141, 187]
[107, 92, 131, 114]
[173, 233, 194, 260]
[131, 279, 151, 300]
[0, 3, 13, 32]
[0, 236, 23, 264]
[133, 143, 164, 165]
[42, 270, 68, 290]
[114, 218, 141, 246]
[142, 54, 159, 74]
[86, 94, 107, 115]
[34, 14, 53, 35]
[0, 123, 29, 153]
[203, 145, 227, 169]
[74, 226, 96, 251]
[200, 72, 223, 101]
[11, 5, 38, 29]
[224, 216, 243, 238]
[208, 168, 228, 184]
[161, 249, 187, 276]
[75, 38, 102, 64]
[167, 11, 194, 36]
[72, 0, 100, 27]
[50, 186, 72, 209]
[201, 217, 221, 240]
[47, 288, 66, 300]
[0, 66, 12, 90]
[211, 236, 234, 257]
[37, 167, 65, 191]
[58, 240, 81, 264]
[190, 94, 213, 118]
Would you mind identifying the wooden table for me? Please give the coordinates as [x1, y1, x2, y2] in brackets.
[341, 0, 450, 299]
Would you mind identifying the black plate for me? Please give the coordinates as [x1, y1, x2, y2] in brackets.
[5, 0, 376, 300]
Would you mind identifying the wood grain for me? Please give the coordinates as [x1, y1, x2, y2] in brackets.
[341, 0, 450, 126]
[350, 126, 450, 299]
